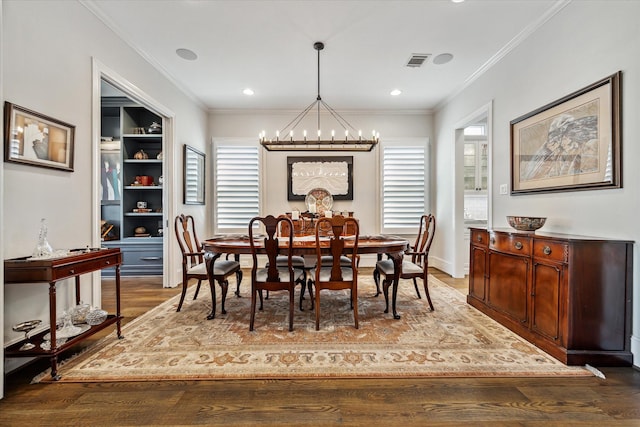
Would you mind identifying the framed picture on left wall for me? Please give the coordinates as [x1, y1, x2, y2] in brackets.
[3, 101, 75, 172]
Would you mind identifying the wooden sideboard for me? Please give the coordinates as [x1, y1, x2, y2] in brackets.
[468, 227, 633, 366]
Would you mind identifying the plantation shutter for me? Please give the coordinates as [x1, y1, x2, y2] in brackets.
[215, 144, 260, 231]
[381, 144, 427, 232]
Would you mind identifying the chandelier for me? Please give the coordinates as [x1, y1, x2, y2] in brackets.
[259, 42, 379, 152]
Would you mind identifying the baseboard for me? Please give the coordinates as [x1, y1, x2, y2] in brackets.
[631, 334, 640, 368]
[431, 256, 455, 277]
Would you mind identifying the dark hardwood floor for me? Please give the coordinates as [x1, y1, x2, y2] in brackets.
[1, 268, 639, 426]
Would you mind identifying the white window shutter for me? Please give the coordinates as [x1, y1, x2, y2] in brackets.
[381, 145, 426, 232]
[215, 145, 260, 231]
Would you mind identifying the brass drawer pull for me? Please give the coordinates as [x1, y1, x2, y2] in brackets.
[543, 246, 552, 255]
[514, 241, 523, 250]
[477, 235, 483, 242]
[490, 237, 495, 244]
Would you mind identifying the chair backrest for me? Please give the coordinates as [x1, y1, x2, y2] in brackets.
[411, 214, 436, 266]
[315, 215, 359, 281]
[249, 215, 295, 283]
[174, 214, 202, 267]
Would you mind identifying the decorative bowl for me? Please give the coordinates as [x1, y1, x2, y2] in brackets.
[86, 309, 108, 326]
[507, 216, 547, 232]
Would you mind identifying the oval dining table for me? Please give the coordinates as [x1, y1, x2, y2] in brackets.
[201, 234, 410, 320]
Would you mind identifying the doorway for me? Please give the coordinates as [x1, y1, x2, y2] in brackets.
[453, 102, 492, 278]
[91, 59, 175, 288]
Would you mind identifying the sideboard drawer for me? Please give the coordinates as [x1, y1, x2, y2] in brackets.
[533, 240, 568, 263]
[490, 232, 531, 256]
[470, 229, 489, 247]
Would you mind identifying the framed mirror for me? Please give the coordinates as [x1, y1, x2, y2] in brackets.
[183, 144, 205, 205]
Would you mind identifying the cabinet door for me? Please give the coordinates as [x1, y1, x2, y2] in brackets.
[531, 261, 563, 343]
[487, 252, 529, 323]
[469, 245, 487, 301]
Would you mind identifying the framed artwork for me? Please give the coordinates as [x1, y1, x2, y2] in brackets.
[183, 144, 205, 205]
[287, 156, 353, 201]
[4, 102, 75, 172]
[510, 71, 621, 195]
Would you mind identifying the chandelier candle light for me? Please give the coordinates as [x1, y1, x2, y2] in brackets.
[259, 42, 379, 152]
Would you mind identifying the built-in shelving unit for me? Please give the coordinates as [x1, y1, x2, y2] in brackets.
[100, 99, 164, 276]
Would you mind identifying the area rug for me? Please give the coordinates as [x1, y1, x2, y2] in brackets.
[36, 275, 590, 382]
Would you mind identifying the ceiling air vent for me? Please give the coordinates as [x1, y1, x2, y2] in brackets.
[406, 54, 431, 68]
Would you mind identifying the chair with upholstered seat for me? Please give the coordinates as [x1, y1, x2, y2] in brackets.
[310, 215, 360, 330]
[373, 214, 436, 313]
[249, 215, 305, 331]
[174, 214, 242, 314]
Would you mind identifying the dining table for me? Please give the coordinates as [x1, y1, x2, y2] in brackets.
[201, 234, 410, 320]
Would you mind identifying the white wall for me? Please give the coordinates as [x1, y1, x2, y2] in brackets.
[1, 0, 208, 374]
[209, 110, 433, 244]
[433, 0, 640, 366]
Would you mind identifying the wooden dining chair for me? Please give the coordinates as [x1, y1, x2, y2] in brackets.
[248, 215, 305, 331]
[373, 214, 436, 313]
[310, 215, 360, 330]
[276, 215, 314, 310]
[174, 214, 242, 314]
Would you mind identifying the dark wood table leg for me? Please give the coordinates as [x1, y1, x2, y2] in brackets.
[389, 251, 403, 320]
[48, 281, 61, 380]
[115, 264, 123, 338]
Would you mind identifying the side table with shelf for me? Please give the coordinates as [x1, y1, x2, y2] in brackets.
[4, 248, 123, 380]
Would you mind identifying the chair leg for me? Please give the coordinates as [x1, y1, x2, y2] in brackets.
[234, 270, 243, 297]
[412, 278, 422, 299]
[307, 279, 315, 310]
[382, 277, 392, 314]
[259, 289, 264, 310]
[219, 279, 229, 314]
[177, 276, 188, 312]
[249, 288, 257, 331]
[352, 286, 359, 329]
[298, 277, 306, 311]
[206, 280, 217, 320]
[289, 288, 294, 332]
[422, 278, 434, 311]
[373, 268, 381, 297]
[315, 286, 321, 331]
[193, 279, 202, 300]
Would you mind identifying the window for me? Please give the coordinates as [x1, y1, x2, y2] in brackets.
[213, 142, 260, 233]
[380, 140, 428, 234]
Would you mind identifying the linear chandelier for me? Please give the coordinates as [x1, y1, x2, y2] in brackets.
[259, 42, 379, 152]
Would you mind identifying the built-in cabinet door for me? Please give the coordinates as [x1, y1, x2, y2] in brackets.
[469, 245, 487, 301]
[487, 252, 529, 324]
[531, 261, 564, 344]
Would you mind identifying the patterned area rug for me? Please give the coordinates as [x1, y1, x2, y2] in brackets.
[37, 275, 590, 382]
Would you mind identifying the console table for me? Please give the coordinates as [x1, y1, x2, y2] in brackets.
[468, 228, 633, 366]
[4, 248, 123, 380]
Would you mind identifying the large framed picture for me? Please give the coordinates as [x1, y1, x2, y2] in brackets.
[183, 144, 205, 205]
[287, 156, 353, 201]
[4, 102, 75, 172]
[510, 71, 621, 195]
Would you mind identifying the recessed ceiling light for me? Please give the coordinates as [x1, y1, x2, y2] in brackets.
[451, 0, 465, 3]
[243, 88, 254, 96]
[433, 53, 454, 65]
[390, 89, 402, 96]
[176, 48, 198, 61]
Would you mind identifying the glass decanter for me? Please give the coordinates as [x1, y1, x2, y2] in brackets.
[32, 218, 53, 258]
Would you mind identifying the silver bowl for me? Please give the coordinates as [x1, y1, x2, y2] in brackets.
[507, 216, 546, 232]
